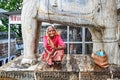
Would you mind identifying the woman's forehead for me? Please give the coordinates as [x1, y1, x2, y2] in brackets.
[47, 26, 55, 31]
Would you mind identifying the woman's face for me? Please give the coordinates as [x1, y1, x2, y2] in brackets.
[47, 27, 56, 38]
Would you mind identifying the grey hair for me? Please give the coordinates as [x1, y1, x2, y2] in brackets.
[46, 25, 56, 32]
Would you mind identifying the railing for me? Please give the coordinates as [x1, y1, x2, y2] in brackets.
[0, 32, 15, 39]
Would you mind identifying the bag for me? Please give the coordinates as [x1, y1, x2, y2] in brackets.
[91, 51, 109, 68]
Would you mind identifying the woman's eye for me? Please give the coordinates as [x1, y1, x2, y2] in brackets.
[49, 30, 55, 32]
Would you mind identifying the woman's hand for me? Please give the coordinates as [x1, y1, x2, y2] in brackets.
[51, 47, 57, 52]
[46, 52, 53, 61]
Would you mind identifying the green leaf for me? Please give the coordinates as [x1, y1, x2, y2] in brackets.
[0, 0, 22, 38]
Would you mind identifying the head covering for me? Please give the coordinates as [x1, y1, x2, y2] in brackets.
[46, 25, 58, 36]
[45, 25, 58, 48]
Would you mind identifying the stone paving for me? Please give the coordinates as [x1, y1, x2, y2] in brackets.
[0, 54, 120, 80]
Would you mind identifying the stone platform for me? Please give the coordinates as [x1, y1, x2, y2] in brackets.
[0, 54, 120, 80]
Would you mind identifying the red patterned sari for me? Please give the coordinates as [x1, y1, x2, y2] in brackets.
[41, 35, 65, 65]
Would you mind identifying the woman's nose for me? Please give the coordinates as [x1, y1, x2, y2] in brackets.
[51, 31, 54, 33]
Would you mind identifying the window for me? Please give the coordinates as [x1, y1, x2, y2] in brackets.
[39, 22, 93, 54]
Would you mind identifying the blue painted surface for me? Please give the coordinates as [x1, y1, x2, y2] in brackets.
[96, 51, 105, 56]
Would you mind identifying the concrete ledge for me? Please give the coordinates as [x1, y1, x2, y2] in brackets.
[0, 54, 120, 80]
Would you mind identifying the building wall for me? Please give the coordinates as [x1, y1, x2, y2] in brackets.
[0, 40, 16, 56]
[0, 32, 16, 66]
